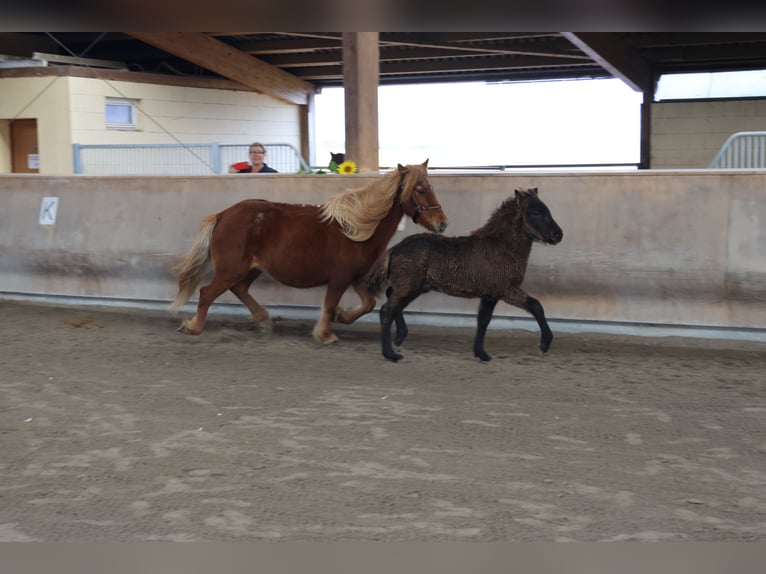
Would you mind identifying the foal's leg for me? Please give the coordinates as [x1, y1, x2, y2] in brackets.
[380, 300, 404, 362]
[229, 269, 272, 333]
[380, 290, 420, 362]
[387, 287, 409, 346]
[474, 297, 498, 362]
[393, 309, 408, 346]
[503, 286, 553, 354]
[333, 282, 377, 325]
[179, 274, 236, 335]
[313, 282, 348, 344]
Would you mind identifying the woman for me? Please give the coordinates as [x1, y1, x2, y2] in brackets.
[228, 142, 279, 173]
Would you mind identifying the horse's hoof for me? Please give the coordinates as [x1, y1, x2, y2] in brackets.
[475, 352, 492, 362]
[314, 332, 339, 345]
[176, 323, 200, 335]
[384, 352, 403, 362]
[333, 308, 349, 322]
[252, 318, 273, 334]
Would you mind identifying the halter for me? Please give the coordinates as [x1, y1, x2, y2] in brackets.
[399, 174, 441, 224]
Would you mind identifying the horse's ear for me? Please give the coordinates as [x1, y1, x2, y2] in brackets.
[422, 159, 429, 168]
[514, 188, 537, 201]
[398, 163, 407, 173]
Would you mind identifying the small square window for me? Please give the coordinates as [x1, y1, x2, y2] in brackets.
[105, 97, 139, 130]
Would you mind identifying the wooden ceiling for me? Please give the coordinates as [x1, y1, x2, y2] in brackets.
[3, 32, 766, 103]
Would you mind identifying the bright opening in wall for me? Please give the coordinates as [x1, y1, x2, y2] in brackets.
[655, 69, 766, 101]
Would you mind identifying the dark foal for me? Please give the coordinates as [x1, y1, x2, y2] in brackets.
[366, 188, 563, 362]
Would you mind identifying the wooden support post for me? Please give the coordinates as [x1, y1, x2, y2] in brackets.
[299, 97, 311, 169]
[640, 84, 653, 169]
[342, 32, 379, 173]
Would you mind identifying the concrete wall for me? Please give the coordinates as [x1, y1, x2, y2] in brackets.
[2, 171, 765, 332]
[651, 98, 766, 168]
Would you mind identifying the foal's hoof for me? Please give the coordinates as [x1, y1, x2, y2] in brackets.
[393, 324, 408, 346]
[383, 351, 403, 362]
[475, 351, 492, 362]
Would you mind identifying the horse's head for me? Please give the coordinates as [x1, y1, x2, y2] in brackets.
[398, 159, 448, 234]
[515, 188, 563, 245]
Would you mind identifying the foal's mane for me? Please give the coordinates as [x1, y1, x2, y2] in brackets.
[472, 193, 525, 239]
[319, 164, 421, 241]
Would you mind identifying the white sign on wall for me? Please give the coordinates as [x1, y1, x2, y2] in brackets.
[39, 197, 59, 225]
[27, 154, 40, 169]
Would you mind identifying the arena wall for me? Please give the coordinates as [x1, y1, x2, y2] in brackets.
[1, 171, 765, 334]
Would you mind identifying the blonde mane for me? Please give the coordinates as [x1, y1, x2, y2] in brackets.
[319, 164, 422, 241]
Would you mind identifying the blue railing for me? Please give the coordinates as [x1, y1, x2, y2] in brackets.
[72, 142, 309, 175]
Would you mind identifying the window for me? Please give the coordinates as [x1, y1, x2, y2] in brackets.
[105, 97, 139, 130]
[655, 70, 766, 101]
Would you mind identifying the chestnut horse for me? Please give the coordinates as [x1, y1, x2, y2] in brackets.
[170, 160, 448, 344]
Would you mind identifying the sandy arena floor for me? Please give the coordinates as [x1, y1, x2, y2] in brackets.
[1, 300, 765, 541]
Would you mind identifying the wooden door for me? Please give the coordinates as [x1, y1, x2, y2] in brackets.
[11, 118, 39, 173]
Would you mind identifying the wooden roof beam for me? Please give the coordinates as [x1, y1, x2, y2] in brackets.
[561, 32, 653, 93]
[126, 32, 315, 105]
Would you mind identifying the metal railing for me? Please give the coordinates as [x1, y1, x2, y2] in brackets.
[72, 142, 309, 175]
[708, 131, 766, 169]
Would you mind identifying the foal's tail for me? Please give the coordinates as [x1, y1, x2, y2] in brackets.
[169, 214, 217, 315]
[364, 251, 391, 297]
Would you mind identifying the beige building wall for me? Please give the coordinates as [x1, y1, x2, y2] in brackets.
[0, 75, 72, 174]
[68, 76, 301, 147]
[651, 98, 766, 168]
[0, 72, 301, 174]
[0, 120, 10, 172]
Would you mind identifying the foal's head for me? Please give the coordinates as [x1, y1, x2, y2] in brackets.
[515, 188, 563, 245]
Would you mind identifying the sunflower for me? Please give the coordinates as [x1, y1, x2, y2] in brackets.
[337, 160, 357, 174]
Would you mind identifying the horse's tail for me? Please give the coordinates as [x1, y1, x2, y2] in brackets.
[364, 251, 391, 296]
[169, 214, 217, 315]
